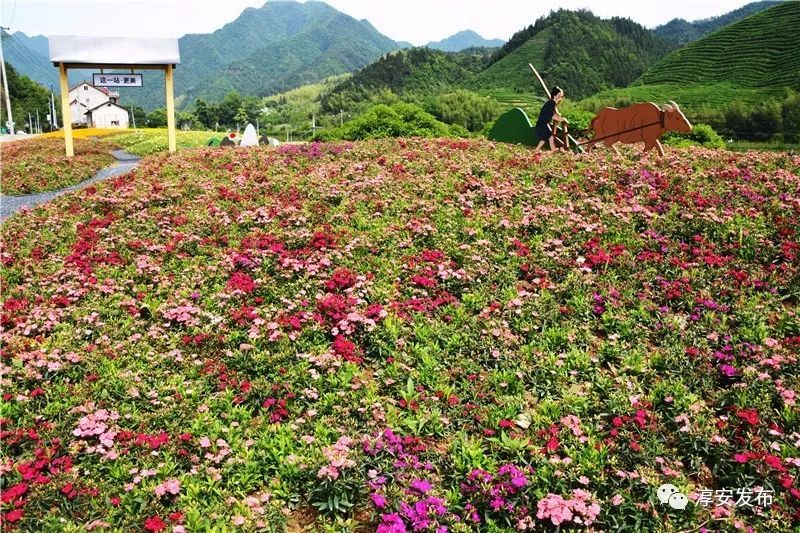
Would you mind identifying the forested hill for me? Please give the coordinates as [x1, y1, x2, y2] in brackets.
[321, 47, 492, 113]
[653, 1, 782, 46]
[470, 10, 671, 99]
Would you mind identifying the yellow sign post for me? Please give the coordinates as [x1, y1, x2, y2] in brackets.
[49, 36, 180, 158]
[165, 64, 177, 153]
[58, 62, 74, 157]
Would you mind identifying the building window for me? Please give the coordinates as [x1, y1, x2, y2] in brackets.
[84, 85, 88, 91]
[112, 121, 119, 126]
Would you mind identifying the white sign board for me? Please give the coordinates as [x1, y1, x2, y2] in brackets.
[93, 73, 143, 87]
[49, 36, 180, 65]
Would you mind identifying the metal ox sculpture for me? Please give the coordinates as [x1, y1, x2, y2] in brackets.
[587, 101, 692, 156]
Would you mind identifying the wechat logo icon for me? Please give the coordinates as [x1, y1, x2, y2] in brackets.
[657, 484, 688, 510]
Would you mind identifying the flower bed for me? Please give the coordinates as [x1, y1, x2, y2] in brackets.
[1, 139, 799, 531]
[1, 137, 118, 195]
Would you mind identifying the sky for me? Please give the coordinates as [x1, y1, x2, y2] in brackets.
[2, 0, 758, 44]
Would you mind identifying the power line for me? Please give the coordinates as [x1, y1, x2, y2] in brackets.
[9, 0, 18, 29]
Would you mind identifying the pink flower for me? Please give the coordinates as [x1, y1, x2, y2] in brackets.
[372, 493, 388, 509]
[199, 437, 211, 448]
[232, 516, 246, 526]
[537, 494, 573, 526]
[155, 479, 181, 497]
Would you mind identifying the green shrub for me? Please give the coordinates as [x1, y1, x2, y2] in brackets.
[662, 123, 725, 149]
[559, 102, 595, 133]
[423, 90, 501, 132]
[315, 103, 452, 141]
[781, 91, 800, 143]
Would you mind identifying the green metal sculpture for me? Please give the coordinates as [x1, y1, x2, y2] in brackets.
[488, 107, 582, 152]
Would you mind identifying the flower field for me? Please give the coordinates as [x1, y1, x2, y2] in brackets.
[1, 139, 799, 532]
[1, 137, 118, 196]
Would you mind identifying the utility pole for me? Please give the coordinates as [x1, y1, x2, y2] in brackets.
[50, 86, 58, 129]
[0, 27, 15, 134]
[36, 109, 40, 133]
[130, 105, 136, 129]
[28, 112, 32, 133]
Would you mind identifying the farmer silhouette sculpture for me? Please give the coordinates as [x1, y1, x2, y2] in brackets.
[534, 87, 569, 152]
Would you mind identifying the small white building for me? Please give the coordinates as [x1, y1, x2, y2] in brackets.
[68, 81, 125, 127]
[87, 101, 129, 128]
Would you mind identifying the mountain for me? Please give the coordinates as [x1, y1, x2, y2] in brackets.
[173, 1, 399, 104]
[2, 30, 58, 89]
[425, 30, 504, 52]
[640, 1, 799, 89]
[4, 1, 400, 110]
[470, 10, 671, 100]
[653, 1, 782, 46]
[321, 47, 491, 113]
[583, 2, 800, 115]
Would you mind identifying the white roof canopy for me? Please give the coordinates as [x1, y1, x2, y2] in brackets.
[49, 35, 180, 65]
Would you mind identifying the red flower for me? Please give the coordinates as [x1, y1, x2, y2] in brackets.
[110, 496, 121, 506]
[332, 336, 362, 364]
[735, 409, 760, 426]
[764, 455, 786, 472]
[169, 512, 184, 522]
[4, 509, 24, 523]
[226, 272, 255, 294]
[144, 515, 167, 532]
[1, 483, 27, 503]
[325, 268, 357, 291]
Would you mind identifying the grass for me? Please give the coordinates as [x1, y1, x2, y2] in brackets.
[578, 82, 789, 117]
[726, 139, 799, 152]
[100, 129, 219, 156]
[479, 89, 545, 117]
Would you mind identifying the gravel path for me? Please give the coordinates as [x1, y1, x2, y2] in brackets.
[1, 150, 140, 221]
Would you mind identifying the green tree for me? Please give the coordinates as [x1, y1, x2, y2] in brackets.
[781, 91, 800, 142]
[176, 111, 197, 129]
[217, 91, 243, 127]
[749, 102, 782, 141]
[424, 90, 501, 132]
[233, 106, 249, 128]
[194, 98, 219, 129]
[146, 108, 168, 127]
[129, 105, 147, 128]
[0, 62, 53, 132]
[242, 95, 263, 124]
